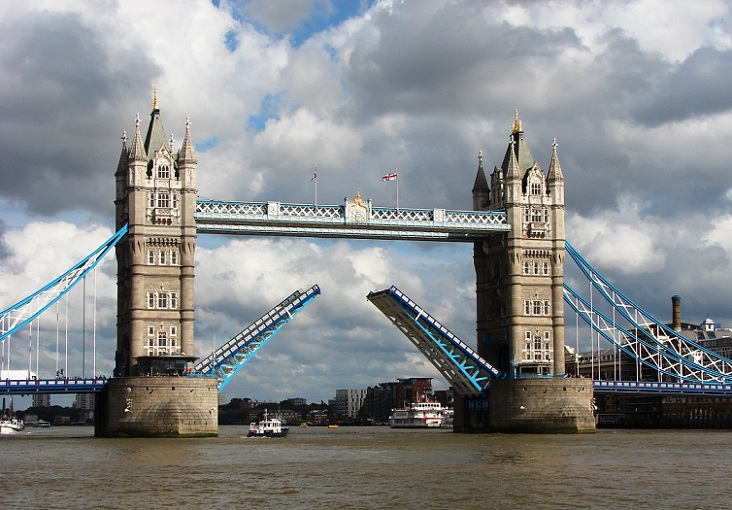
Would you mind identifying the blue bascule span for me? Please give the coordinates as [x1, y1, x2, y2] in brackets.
[0, 224, 128, 344]
[367, 285, 501, 397]
[191, 285, 321, 391]
[563, 241, 732, 384]
[194, 199, 510, 241]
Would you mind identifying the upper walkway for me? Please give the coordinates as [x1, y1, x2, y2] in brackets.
[195, 198, 509, 241]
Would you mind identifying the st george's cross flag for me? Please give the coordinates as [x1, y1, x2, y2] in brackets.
[382, 172, 397, 181]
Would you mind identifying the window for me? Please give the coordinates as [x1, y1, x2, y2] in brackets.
[531, 208, 543, 222]
[523, 261, 530, 274]
[170, 251, 178, 265]
[543, 262, 549, 275]
[524, 209, 530, 222]
[533, 261, 540, 275]
[531, 182, 541, 195]
[172, 193, 179, 209]
[170, 292, 178, 309]
[533, 301, 542, 315]
[148, 193, 155, 208]
[156, 192, 170, 208]
[147, 292, 155, 308]
[159, 251, 167, 265]
[170, 326, 177, 336]
[157, 331, 167, 347]
[544, 301, 551, 315]
[147, 250, 155, 265]
[158, 293, 168, 309]
[524, 301, 531, 315]
[148, 326, 155, 335]
[157, 164, 170, 179]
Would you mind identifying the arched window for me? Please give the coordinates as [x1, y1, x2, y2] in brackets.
[157, 164, 170, 179]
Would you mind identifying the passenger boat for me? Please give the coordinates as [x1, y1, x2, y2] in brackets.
[247, 409, 289, 438]
[389, 402, 443, 428]
[0, 417, 25, 434]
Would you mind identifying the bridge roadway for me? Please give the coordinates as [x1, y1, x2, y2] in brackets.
[194, 199, 510, 240]
[1, 377, 108, 395]
[3, 377, 732, 396]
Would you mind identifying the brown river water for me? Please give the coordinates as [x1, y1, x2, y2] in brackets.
[1, 425, 730, 509]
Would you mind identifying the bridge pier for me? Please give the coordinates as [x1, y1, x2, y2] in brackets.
[454, 379, 595, 433]
[95, 377, 218, 437]
[487, 379, 595, 433]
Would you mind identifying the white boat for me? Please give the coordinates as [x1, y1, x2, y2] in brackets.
[1, 418, 25, 434]
[247, 409, 289, 438]
[390, 402, 443, 428]
[441, 408, 454, 428]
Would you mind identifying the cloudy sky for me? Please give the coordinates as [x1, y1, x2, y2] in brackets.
[2, 0, 732, 405]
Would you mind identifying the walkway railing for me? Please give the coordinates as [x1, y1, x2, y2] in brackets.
[195, 199, 509, 241]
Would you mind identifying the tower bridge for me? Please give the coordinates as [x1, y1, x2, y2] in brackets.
[3, 98, 732, 435]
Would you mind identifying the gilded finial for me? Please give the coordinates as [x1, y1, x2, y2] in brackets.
[512, 109, 522, 134]
[152, 86, 158, 110]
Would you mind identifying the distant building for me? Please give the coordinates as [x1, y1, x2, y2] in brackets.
[334, 389, 367, 419]
[33, 394, 51, 407]
[74, 393, 95, 410]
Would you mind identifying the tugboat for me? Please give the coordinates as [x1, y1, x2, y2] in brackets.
[247, 409, 289, 438]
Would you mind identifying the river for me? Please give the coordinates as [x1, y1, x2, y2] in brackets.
[1, 425, 730, 509]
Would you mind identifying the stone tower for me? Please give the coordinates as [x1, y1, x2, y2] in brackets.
[471, 112, 594, 433]
[114, 91, 198, 377]
[473, 111, 565, 378]
[98, 92, 217, 437]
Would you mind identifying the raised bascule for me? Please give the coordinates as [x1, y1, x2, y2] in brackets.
[5, 94, 731, 435]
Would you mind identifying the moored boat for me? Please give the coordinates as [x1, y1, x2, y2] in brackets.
[441, 408, 454, 428]
[1, 418, 25, 434]
[247, 409, 289, 438]
[390, 402, 443, 428]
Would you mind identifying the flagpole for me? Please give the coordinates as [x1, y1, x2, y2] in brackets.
[313, 166, 318, 205]
[395, 167, 399, 211]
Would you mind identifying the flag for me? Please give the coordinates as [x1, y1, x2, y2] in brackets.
[311, 167, 317, 181]
[382, 172, 397, 181]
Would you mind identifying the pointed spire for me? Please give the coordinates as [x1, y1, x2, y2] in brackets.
[504, 136, 520, 181]
[144, 91, 169, 157]
[115, 130, 129, 176]
[178, 116, 197, 164]
[547, 137, 564, 182]
[472, 150, 489, 193]
[129, 113, 147, 162]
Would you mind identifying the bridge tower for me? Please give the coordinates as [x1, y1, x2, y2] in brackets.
[470, 112, 595, 432]
[96, 92, 217, 437]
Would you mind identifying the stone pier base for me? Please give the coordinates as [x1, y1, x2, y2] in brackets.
[488, 378, 596, 433]
[95, 376, 218, 437]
